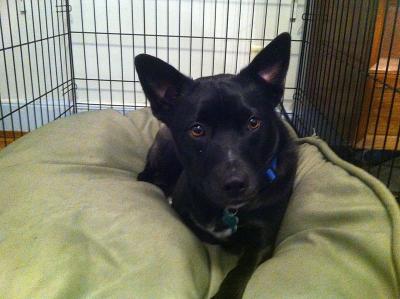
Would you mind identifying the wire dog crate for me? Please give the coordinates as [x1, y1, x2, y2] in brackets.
[1, 0, 399, 198]
[1, 0, 305, 137]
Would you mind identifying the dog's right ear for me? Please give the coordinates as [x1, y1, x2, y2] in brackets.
[238, 33, 291, 108]
[135, 54, 192, 122]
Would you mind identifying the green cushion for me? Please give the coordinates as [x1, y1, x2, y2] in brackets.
[0, 108, 399, 298]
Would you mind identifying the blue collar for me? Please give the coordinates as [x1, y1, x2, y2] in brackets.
[265, 157, 278, 182]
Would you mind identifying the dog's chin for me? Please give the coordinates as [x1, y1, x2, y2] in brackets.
[206, 184, 259, 210]
[220, 187, 264, 210]
[218, 193, 255, 210]
[225, 201, 248, 210]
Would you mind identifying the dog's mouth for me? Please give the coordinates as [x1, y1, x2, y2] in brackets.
[225, 201, 248, 210]
[219, 189, 260, 210]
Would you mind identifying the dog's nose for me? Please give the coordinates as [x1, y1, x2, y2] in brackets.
[223, 175, 248, 197]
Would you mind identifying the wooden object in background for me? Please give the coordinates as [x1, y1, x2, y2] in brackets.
[354, 0, 400, 150]
[0, 131, 26, 149]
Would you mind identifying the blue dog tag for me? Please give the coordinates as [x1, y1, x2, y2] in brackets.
[222, 209, 239, 233]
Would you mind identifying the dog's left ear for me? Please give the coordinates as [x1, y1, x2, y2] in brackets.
[135, 54, 193, 122]
[239, 32, 291, 107]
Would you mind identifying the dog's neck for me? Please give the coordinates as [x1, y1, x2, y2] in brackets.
[171, 155, 279, 241]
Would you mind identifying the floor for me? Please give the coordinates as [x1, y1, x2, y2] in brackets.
[0, 131, 25, 149]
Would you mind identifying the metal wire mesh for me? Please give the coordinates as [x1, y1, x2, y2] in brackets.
[0, 0, 74, 147]
[293, 0, 400, 198]
[68, 0, 304, 113]
[1, 0, 305, 140]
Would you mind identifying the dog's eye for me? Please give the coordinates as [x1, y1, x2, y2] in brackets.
[190, 124, 205, 138]
[248, 116, 261, 130]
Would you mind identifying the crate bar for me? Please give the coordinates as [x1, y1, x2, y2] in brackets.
[189, 0, 193, 76]
[142, 0, 146, 54]
[131, 0, 137, 108]
[78, 0, 89, 111]
[234, 0, 243, 74]
[25, 0, 38, 128]
[69, 30, 303, 43]
[276, 0, 282, 36]
[310, 0, 333, 135]
[0, 89, 7, 145]
[309, 0, 333, 136]
[60, 1, 73, 117]
[358, 0, 390, 151]
[14, 0, 31, 131]
[302, 0, 319, 136]
[371, 2, 399, 174]
[304, 0, 329, 137]
[200, 0, 206, 76]
[91, 0, 101, 108]
[330, 0, 357, 147]
[326, 0, 352, 146]
[301, 1, 318, 135]
[315, 0, 339, 138]
[386, 60, 400, 189]
[178, 0, 181, 70]
[75, 102, 148, 111]
[336, 0, 361, 148]
[289, 0, 296, 35]
[155, 0, 158, 57]
[117, 0, 125, 114]
[301, 0, 319, 136]
[345, 0, 376, 145]
[143, 0, 147, 105]
[211, 0, 217, 75]
[105, 0, 113, 109]
[262, 0, 269, 48]
[43, 0, 57, 121]
[341, 0, 373, 148]
[317, 0, 340, 138]
[54, 0, 68, 117]
[352, 0, 380, 149]
[36, 0, 51, 123]
[358, 1, 393, 157]
[50, 0, 63, 118]
[167, 0, 170, 63]
[292, 0, 311, 133]
[379, 58, 400, 180]
[285, 0, 297, 120]
[5, 0, 24, 132]
[1, 3, 16, 138]
[223, 0, 230, 73]
[248, 0, 256, 63]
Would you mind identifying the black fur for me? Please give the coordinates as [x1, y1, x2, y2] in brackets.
[135, 33, 298, 299]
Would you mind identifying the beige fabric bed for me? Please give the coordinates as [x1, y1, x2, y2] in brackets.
[0, 108, 399, 298]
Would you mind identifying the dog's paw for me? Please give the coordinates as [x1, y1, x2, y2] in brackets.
[137, 169, 152, 182]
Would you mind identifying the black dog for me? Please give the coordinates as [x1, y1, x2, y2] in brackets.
[135, 32, 298, 299]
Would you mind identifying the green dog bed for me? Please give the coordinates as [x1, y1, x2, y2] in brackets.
[0, 108, 399, 298]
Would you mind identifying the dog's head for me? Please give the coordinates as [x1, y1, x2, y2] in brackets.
[135, 33, 291, 209]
